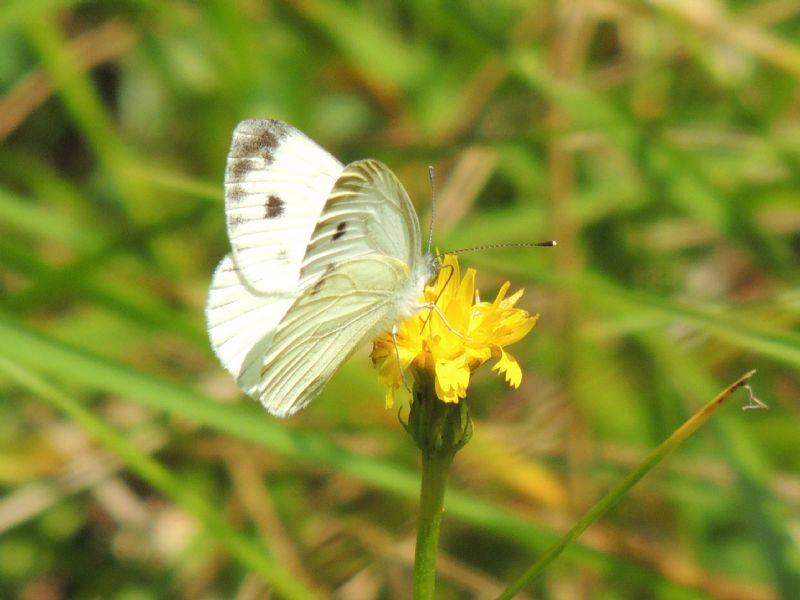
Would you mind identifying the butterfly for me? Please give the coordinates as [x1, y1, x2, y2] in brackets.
[206, 119, 439, 417]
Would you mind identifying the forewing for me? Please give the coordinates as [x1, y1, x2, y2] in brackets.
[257, 256, 410, 417]
[297, 159, 421, 291]
[206, 254, 293, 395]
[225, 119, 343, 294]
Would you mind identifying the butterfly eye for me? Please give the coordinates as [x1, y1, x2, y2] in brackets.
[426, 255, 442, 282]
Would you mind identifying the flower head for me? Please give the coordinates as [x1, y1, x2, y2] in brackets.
[371, 255, 539, 408]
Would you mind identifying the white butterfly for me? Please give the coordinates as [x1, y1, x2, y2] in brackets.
[206, 119, 438, 417]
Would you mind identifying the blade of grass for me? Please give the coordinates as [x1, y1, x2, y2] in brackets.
[0, 315, 716, 598]
[0, 187, 100, 250]
[0, 356, 321, 600]
[648, 0, 800, 77]
[3, 204, 210, 314]
[293, 0, 430, 90]
[0, 237, 205, 344]
[0, 0, 79, 31]
[646, 337, 800, 598]
[496, 370, 757, 600]
[24, 16, 132, 206]
[483, 259, 800, 369]
[577, 274, 800, 368]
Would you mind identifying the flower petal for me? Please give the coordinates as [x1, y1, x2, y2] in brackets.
[435, 357, 470, 403]
[385, 386, 396, 409]
[372, 255, 537, 407]
[492, 349, 523, 388]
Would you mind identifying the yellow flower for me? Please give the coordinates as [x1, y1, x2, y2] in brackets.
[371, 255, 539, 408]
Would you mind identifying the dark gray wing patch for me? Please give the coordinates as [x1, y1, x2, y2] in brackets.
[332, 221, 347, 240]
[228, 214, 247, 228]
[264, 194, 285, 218]
[227, 185, 246, 203]
[230, 119, 291, 163]
[227, 158, 254, 182]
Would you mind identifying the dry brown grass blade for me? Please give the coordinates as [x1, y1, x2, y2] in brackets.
[0, 19, 137, 142]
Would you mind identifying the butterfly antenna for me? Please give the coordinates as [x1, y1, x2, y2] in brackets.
[426, 165, 436, 255]
[447, 240, 557, 254]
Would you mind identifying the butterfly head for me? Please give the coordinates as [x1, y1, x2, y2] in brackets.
[423, 253, 442, 286]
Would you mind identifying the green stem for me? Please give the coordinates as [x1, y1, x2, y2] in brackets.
[414, 451, 453, 599]
[405, 370, 471, 598]
[496, 369, 757, 599]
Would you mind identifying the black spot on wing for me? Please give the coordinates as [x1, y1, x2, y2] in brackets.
[310, 264, 336, 296]
[228, 214, 247, 228]
[276, 247, 290, 263]
[264, 195, 285, 218]
[332, 221, 347, 241]
[227, 158, 254, 182]
[227, 185, 246, 204]
[231, 120, 290, 164]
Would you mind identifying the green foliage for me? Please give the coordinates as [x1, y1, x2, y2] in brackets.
[1, 1, 798, 597]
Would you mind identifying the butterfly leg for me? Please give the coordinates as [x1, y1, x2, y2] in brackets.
[391, 324, 412, 393]
[419, 303, 470, 340]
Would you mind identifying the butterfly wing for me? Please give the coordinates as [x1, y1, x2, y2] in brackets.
[206, 255, 293, 394]
[259, 256, 413, 416]
[208, 119, 342, 392]
[224, 119, 343, 294]
[297, 159, 422, 291]
[257, 160, 425, 416]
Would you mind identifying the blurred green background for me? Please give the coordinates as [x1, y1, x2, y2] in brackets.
[1, 1, 799, 598]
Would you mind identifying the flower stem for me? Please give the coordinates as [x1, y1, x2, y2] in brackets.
[496, 370, 758, 599]
[405, 371, 472, 598]
[413, 450, 453, 599]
